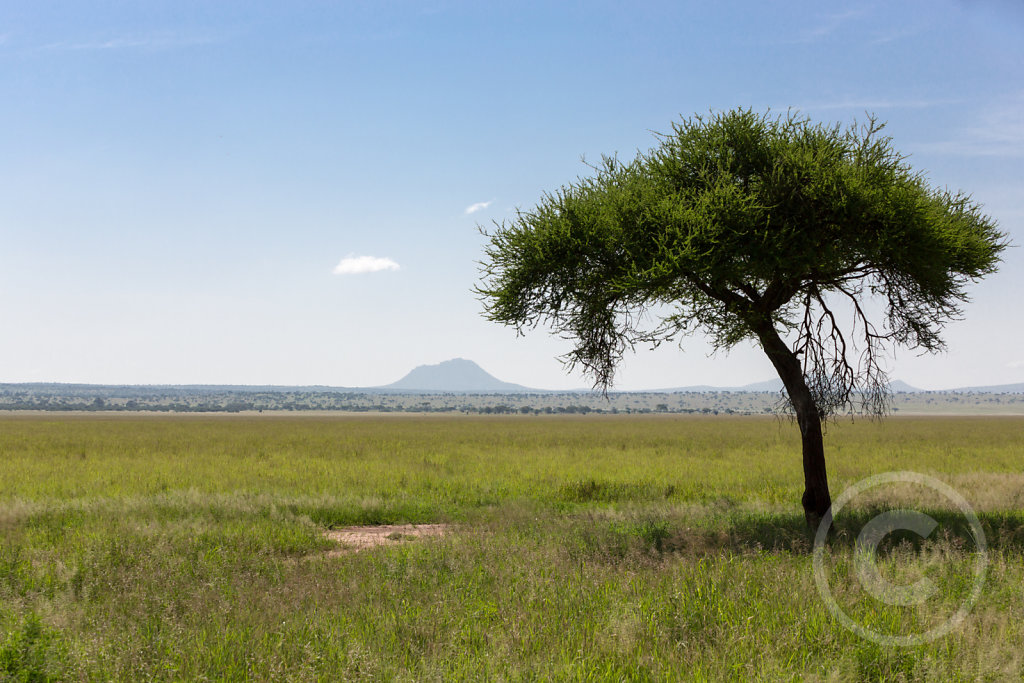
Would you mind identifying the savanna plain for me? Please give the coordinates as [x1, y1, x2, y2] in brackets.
[1, 413, 1022, 681]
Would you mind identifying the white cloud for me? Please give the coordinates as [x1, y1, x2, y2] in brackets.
[1008, 360, 1024, 369]
[332, 255, 401, 275]
[465, 201, 493, 215]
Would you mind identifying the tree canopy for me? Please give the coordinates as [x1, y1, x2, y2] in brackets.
[478, 109, 1005, 416]
[477, 108, 1007, 526]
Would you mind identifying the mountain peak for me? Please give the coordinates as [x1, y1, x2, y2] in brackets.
[382, 358, 534, 393]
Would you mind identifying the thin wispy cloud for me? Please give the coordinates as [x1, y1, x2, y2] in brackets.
[332, 255, 401, 275]
[772, 8, 865, 44]
[41, 31, 219, 51]
[918, 93, 1024, 158]
[798, 97, 962, 112]
[1008, 360, 1024, 369]
[869, 26, 923, 45]
[805, 9, 862, 40]
[465, 201, 493, 215]
[770, 7, 924, 47]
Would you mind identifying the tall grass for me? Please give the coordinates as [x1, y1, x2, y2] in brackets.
[1, 414, 1022, 680]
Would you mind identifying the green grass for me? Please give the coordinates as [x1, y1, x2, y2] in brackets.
[1, 414, 1022, 680]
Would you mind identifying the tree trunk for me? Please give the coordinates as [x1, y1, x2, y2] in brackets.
[754, 324, 832, 531]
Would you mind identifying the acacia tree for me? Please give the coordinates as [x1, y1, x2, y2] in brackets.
[477, 109, 1006, 529]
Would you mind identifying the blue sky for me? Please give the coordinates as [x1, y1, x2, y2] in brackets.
[1, 1, 1022, 390]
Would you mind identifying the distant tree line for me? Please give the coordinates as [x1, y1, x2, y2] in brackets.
[1, 387, 1018, 416]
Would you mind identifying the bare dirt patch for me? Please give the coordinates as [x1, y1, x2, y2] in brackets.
[324, 524, 450, 555]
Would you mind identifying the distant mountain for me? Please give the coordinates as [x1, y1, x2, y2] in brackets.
[11, 373, 1023, 397]
[947, 382, 1024, 393]
[651, 378, 922, 393]
[652, 378, 782, 393]
[738, 378, 785, 392]
[888, 380, 922, 392]
[379, 358, 536, 393]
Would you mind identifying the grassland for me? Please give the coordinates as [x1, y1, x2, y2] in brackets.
[1, 414, 1022, 680]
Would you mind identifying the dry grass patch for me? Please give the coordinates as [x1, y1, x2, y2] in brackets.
[324, 524, 450, 555]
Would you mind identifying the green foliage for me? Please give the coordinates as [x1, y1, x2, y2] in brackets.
[478, 109, 1007, 415]
[0, 612, 65, 682]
